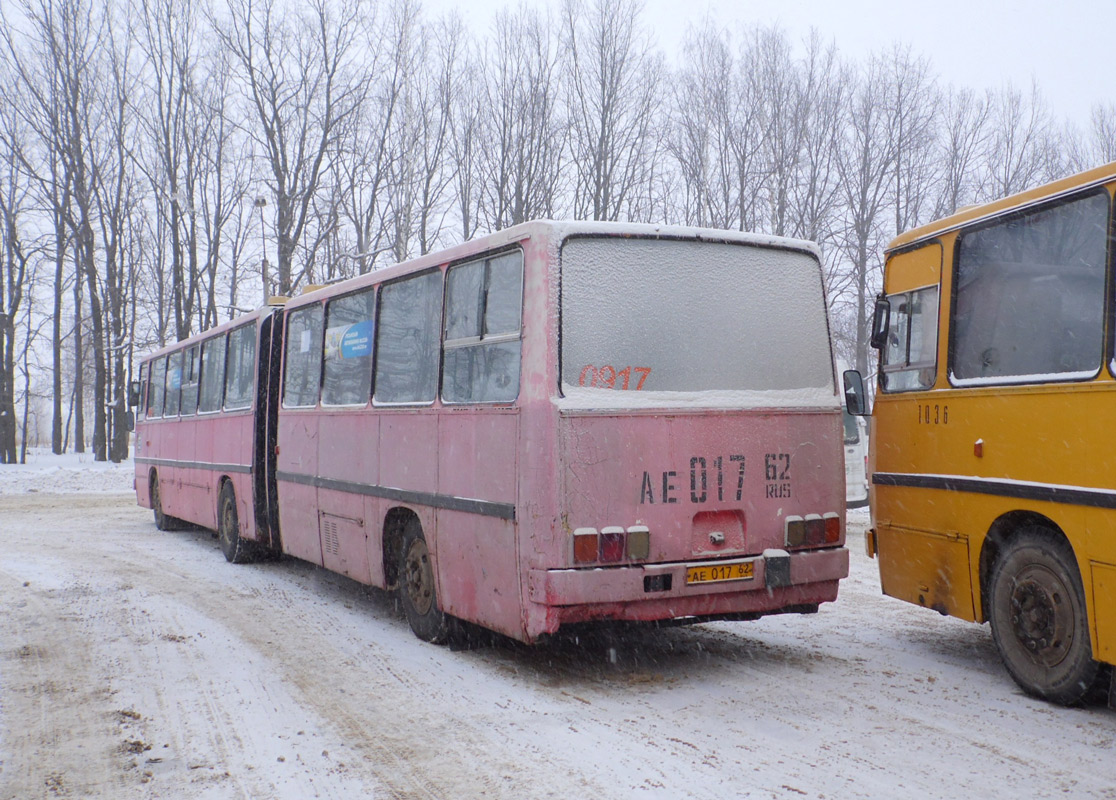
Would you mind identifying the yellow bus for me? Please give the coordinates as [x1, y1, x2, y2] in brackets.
[854, 161, 1116, 706]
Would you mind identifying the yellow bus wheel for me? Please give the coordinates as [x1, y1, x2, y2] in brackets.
[989, 529, 1102, 705]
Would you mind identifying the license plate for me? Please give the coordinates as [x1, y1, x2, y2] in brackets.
[686, 560, 755, 585]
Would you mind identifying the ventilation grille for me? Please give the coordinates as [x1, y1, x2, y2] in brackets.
[322, 518, 340, 555]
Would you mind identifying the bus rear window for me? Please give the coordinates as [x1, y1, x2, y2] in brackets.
[560, 237, 834, 405]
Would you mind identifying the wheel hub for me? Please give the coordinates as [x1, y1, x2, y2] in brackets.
[1009, 566, 1073, 668]
[404, 540, 434, 616]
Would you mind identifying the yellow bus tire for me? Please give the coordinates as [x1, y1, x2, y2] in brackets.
[988, 528, 1103, 705]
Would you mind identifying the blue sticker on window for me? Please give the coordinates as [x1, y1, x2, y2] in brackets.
[340, 320, 374, 358]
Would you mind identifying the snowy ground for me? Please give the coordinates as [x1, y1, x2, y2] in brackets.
[1, 455, 1114, 799]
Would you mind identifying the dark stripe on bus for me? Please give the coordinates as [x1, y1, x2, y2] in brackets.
[872, 472, 1116, 510]
[136, 456, 252, 474]
[275, 470, 517, 521]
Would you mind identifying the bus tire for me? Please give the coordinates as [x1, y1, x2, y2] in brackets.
[217, 483, 254, 564]
[151, 474, 174, 531]
[988, 528, 1102, 705]
[398, 521, 451, 644]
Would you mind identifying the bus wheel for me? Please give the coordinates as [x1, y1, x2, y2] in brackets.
[989, 529, 1102, 705]
[217, 483, 254, 564]
[399, 521, 451, 644]
[151, 475, 173, 531]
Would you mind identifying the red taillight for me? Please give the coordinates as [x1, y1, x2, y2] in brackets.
[600, 527, 625, 562]
[573, 528, 598, 563]
[804, 514, 825, 545]
[785, 512, 842, 548]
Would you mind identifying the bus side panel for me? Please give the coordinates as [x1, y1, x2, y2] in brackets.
[190, 416, 219, 530]
[874, 388, 1100, 627]
[1091, 562, 1116, 664]
[875, 521, 975, 620]
[212, 411, 257, 538]
[317, 410, 375, 583]
[435, 410, 520, 638]
[161, 421, 195, 523]
[277, 411, 323, 565]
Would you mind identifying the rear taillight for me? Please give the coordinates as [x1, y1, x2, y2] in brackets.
[627, 525, 650, 560]
[574, 528, 598, 563]
[600, 527, 625, 562]
[572, 525, 651, 565]
[785, 512, 842, 548]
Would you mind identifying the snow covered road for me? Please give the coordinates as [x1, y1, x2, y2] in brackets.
[1, 487, 1114, 799]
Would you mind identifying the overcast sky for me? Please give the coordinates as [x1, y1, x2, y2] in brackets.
[429, 0, 1113, 128]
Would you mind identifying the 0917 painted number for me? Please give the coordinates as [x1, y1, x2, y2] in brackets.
[579, 365, 651, 390]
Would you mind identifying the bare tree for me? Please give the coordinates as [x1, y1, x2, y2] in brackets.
[836, 53, 896, 377]
[1065, 102, 1116, 173]
[477, 4, 564, 230]
[884, 44, 939, 236]
[0, 100, 34, 463]
[789, 31, 847, 246]
[561, 0, 662, 222]
[933, 86, 990, 217]
[981, 80, 1057, 200]
[218, 0, 366, 296]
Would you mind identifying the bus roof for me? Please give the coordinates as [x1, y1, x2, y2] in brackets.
[139, 220, 823, 359]
[886, 160, 1116, 254]
[291, 219, 821, 307]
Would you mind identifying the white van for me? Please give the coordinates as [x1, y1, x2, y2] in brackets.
[843, 405, 868, 508]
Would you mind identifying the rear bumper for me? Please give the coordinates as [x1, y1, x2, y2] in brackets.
[527, 546, 848, 620]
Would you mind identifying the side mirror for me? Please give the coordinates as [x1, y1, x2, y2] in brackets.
[128, 380, 141, 408]
[843, 370, 869, 416]
[869, 296, 890, 350]
[125, 410, 136, 432]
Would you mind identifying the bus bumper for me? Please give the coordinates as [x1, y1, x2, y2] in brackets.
[527, 546, 848, 620]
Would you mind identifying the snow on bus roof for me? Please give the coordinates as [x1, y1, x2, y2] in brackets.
[887, 160, 1116, 254]
[288, 220, 821, 308]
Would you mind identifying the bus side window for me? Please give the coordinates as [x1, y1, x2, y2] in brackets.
[322, 288, 375, 406]
[165, 350, 184, 416]
[951, 191, 1107, 383]
[374, 271, 443, 405]
[198, 334, 227, 413]
[880, 286, 938, 392]
[137, 363, 148, 421]
[180, 345, 201, 416]
[443, 251, 523, 404]
[149, 357, 167, 418]
[225, 324, 257, 410]
[283, 305, 324, 408]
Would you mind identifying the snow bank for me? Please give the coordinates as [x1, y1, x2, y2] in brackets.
[0, 449, 135, 495]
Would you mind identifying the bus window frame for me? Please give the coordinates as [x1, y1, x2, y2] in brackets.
[878, 283, 939, 394]
[224, 322, 258, 412]
[137, 362, 148, 421]
[165, 349, 184, 417]
[180, 344, 201, 417]
[372, 268, 444, 408]
[148, 356, 167, 419]
[282, 302, 326, 410]
[947, 187, 1112, 389]
[197, 333, 228, 415]
[441, 248, 525, 406]
[321, 287, 376, 409]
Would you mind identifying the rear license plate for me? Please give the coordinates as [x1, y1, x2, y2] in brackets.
[686, 560, 755, 585]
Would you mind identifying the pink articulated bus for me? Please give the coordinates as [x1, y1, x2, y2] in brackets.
[132, 221, 849, 644]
